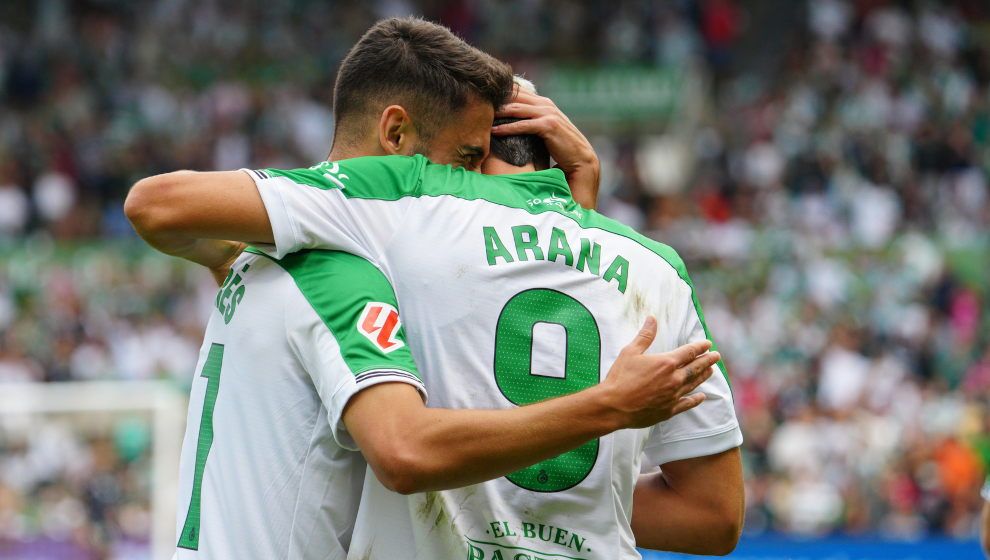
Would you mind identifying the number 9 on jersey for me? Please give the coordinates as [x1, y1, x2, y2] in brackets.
[494, 289, 601, 492]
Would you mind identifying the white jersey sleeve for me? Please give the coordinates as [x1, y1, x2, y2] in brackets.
[641, 269, 742, 466]
[244, 157, 424, 261]
[260, 248, 426, 450]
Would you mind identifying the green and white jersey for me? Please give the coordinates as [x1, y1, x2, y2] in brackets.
[174, 249, 425, 560]
[245, 156, 742, 560]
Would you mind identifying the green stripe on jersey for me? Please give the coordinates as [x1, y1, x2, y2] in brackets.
[246, 247, 420, 379]
[259, 156, 728, 387]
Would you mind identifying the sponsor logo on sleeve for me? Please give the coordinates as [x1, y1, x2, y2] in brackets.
[357, 302, 405, 353]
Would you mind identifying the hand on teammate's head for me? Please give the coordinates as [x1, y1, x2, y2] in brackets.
[492, 87, 601, 210]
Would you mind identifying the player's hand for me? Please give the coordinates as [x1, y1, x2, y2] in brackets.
[493, 86, 601, 210]
[598, 316, 718, 429]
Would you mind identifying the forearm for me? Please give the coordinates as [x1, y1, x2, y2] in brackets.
[631, 448, 744, 555]
[564, 164, 600, 211]
[357, 384, 623, 494]
[130, 218, 240, 268]
[125, 170, 270, 284]
[149, 237, 246, 286]
[124, 170, 274, 245]
[349, 327, 722, 494]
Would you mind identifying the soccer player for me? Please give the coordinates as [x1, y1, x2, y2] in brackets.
[127, 19, 727, 559]
[493, 85, 745, 555]
[253, 162, 740, 559]
[128, 36, 743, 560]
[134, 142, 742, 560]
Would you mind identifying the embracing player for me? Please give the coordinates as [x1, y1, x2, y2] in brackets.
[234, 148, 741, 560]
[126, 18, 733, 560]
[128, 23, 743, 560]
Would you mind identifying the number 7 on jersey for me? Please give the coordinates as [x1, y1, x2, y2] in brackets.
[177, 343, 224, 550]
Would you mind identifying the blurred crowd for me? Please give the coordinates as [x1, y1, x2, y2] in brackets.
[0, 242, 208, 386]
[649, 0, 990, 540]
[0, 242, 207, 558]
[0, 411, 154, 559]
[1, 0, 989, 552]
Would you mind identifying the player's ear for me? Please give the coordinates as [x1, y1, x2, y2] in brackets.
[379, 105, 419, 156]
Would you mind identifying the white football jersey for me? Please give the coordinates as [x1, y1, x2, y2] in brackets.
[246, 156, 742, 560]
[174, 249, 425, 560]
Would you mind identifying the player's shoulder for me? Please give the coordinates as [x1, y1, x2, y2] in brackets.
[254, 249, 396, 313]
[274, 249, 385, 284]
[580, 211, 691, 281]
[255, 156, 427, 199]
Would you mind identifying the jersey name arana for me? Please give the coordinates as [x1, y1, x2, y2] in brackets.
[483, 225, 630, 294]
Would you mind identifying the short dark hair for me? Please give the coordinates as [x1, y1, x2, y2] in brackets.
[489, 117, 551, 170]
[332, 17, 514, 147]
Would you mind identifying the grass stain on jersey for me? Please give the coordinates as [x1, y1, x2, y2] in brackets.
[416, 491, 440, 522]
[434, 506, 449, 530]
[521, 507, 548, 523]
[623, 285, 652, 328]
[357, 542, 375, 560]
[435, 489, 480, 534]
[419, 491, 458, 536]
[413, 490, 478, 558]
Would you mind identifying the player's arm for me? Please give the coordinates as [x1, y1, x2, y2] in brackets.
[126, 158, 414, 263]
[493, 87, 600, 210]
[137, 232, 245, 288]
[628, 256, 745, 554]
[125, 170, 266, 285]
[980, 480, 990, 558]
[344, 318, 721, 495]
[630, 447, 744, 556]
[124, 169, 275, 246]
[983, 501, 990, 559]
[287, 252, 719, 496]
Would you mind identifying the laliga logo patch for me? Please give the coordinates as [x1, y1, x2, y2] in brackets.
[357, 302, 405, 353]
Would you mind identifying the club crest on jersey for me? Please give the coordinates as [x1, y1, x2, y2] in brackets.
[357, 302, 405, 353]
[310, 161, 348, 189]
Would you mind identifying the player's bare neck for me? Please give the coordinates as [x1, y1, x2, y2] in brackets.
[327, 145, 371, 163]
[481, 157, 537, 176]
[327, 134, 386, 163]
